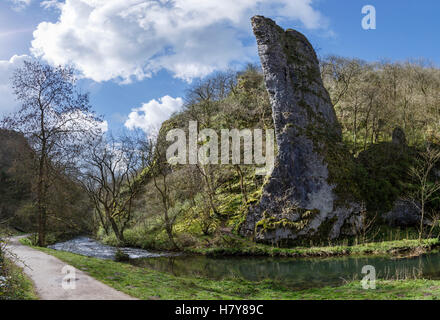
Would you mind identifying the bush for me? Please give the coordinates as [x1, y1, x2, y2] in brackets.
[18, 236, 34, 247]
[357, 142, 418, 213]
[114, 249, 130, 262]
[0, 239, 36, 300]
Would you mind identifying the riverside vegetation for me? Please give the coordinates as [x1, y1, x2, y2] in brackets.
[2, 17, 440, 300]
[0, 228, 37, 300]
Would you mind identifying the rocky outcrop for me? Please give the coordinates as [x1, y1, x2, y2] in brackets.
[241, 16, 363, 243]
[383, 199, 421, 227]
[392, 127, 407, 146]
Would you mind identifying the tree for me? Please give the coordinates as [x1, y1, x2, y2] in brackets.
[1, 60, 103, 246]
[322, 57, 440, 152]
[150, 133, 181, 249]
[81, 135, 145, 243]
[408, 145, 440, 242]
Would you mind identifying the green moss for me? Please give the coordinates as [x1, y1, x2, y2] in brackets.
[229, 182, 266, 234]
[312, 216, 338, 241]
[255, 209, 320, 234]
[302, 122, 364, 208]
[246, 188, 264, 206]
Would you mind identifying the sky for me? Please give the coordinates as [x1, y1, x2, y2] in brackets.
[0, 0, 439, 135]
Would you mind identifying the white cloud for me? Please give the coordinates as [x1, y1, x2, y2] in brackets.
[31, 0, 328, 83]
[125, 96, 183, 136]
[7, 0, 32, 10]
[0, 55, 29, 118]
[40, 0, 62, 10]
[99, 120, 109, 133]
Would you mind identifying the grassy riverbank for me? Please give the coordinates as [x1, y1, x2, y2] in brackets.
[100, 221, 440, 259]
[185, 238, 440, 258]
[27, 244, 440, 300]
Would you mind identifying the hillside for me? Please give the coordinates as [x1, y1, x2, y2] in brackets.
[0, 129, 32, 231]
[0, 129, 93, 238]
[99, 56, 440, 252]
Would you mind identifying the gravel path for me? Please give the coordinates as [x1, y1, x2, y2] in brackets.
[6, 236, 136, 300]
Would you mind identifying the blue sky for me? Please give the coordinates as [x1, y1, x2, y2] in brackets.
[0, 0, 439, 134]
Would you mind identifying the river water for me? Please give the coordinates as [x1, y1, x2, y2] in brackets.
[49, 237, 440, 289]
[48, 236, 173, 259]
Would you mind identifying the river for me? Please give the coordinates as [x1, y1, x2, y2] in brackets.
[49, 237, 440, 289]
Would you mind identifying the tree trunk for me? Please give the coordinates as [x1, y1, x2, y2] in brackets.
[235, 165, 248, 204]
[95, 209, 109, 236]
[106, 210, 124, 243]
[37, 204, 46, 247]
[198, 165, 219, 217]
[37, 143, 47, 247]
[164, 208, 178, 250]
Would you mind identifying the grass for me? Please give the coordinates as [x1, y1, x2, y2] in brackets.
[285, 279, 440, 300]
[26, 244, 440, 300]
[0, 258, 38, 300]
[0, 229, 38, 300]
[186, 237, 440, 258]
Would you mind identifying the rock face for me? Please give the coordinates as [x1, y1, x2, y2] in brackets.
[392, 127, 407, 145]
[241, 16, 363, 242]
[383, 199, 421, 227]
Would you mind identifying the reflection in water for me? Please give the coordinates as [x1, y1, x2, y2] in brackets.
[130, 253, 440, 290]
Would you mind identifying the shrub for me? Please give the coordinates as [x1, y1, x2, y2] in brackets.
[114, 249, 130, 262]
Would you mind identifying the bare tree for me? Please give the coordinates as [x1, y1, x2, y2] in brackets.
[1, 60, 103, 246]
[81, 135, 146, 243]
[322, 57, 440, 151]
[408, 145, 440, 242]
[149, 134, 183, 249]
